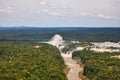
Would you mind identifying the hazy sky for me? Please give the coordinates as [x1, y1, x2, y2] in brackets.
[0, 0, 120, 27]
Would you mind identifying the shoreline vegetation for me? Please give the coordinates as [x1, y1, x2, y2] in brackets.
[0, 42, 67, 80]
[73, 58, 89, 80]
[64, 65, 70, 75]
[72, 49, 120, 80]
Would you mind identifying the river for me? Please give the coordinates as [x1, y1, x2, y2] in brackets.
[61, 53, 83, 80]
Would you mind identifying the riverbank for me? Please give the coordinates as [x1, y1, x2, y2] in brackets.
[61, 53, 83, 80]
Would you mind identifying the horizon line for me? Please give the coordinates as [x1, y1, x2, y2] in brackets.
[0, 26, 120, 28]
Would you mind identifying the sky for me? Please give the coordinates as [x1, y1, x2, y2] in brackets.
[0, 0, 120, 27]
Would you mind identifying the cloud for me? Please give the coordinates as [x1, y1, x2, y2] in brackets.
[47, 11, 65, 16]
[43, 9, 48, 12]
[37, 10, 42, 14]
[79, 12, 116, 19]
[49, 4, 68, 9]
[97, 14, 115, 19]
[110, 0, 120, 7]
[37, 9, 65, 16]
[49, 5, 58, 9]
[0, 7, 12, 13]
[79, 12, 94, 17]
[38, 1, 69, 16]
[40, 1, 46, 5]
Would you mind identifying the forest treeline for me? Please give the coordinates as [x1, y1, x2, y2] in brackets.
[0, 42, 67, 80]
[0, 27, 120, 42]
[72, 49, 120, 80]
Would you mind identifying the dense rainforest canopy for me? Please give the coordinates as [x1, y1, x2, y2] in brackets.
[0, 27, 120, 42]
[0, 27, 120, 80]
[72, 50, 120, 80]
[0, 42, 67, 80]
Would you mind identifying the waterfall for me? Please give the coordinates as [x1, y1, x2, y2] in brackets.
[48, 34, 64, 47]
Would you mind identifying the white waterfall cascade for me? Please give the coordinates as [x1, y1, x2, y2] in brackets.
[48, 34, 64, 47]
